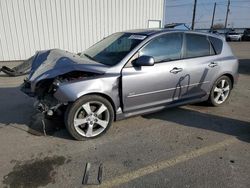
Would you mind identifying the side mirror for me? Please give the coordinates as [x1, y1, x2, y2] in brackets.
[133, 56, 155, 67]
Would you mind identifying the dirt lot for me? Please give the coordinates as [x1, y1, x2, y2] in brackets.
[0, 42, 250, 188]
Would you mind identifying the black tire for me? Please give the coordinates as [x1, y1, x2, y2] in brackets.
[65, 95, 114, 141]
[208, 76, 232, 106]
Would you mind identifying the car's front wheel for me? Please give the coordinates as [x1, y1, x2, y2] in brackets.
[65, 95, 114, 140]
[208, 76, 232, 106]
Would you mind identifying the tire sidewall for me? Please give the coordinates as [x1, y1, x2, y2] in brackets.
[65, 95, 114, 141]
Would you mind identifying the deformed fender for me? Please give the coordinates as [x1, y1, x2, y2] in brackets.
[53, 75, 121, 110]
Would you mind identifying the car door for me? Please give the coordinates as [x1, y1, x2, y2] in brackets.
[121, 33, 187, 113]
[178, 33, 220, 101]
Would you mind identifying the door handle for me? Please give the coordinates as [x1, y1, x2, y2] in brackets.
[170, 67, 183, 74]
[208, 62, 218, 68]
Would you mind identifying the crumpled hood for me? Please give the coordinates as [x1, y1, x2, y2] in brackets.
[28, 49, 109, 88]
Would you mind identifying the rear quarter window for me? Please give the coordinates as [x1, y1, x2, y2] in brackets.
[208, 36, 223, 54]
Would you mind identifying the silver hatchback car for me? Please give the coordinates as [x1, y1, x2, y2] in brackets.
[21, 29, 238, 140]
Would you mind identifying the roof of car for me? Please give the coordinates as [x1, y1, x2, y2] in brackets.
[123, 28, 224, 40]
[124, 28, 177, 36]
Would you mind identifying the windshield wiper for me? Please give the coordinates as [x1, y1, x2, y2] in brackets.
[84, 53, 97, 62]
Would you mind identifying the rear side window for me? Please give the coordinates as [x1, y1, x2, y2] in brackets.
[139, 33, 183, 63]
[185, 34, 211, 58]
[209, 36, 223, 54]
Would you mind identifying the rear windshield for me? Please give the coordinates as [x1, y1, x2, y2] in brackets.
[208, 36, 223, 54]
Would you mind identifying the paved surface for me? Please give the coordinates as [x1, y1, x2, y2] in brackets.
[0, 42, 250, 188]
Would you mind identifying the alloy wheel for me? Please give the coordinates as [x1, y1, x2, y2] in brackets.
[73, 101, 110, 137]
[213, 79, 230, 104]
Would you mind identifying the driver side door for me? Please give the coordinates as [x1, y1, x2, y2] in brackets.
[121, 33, 187, 113]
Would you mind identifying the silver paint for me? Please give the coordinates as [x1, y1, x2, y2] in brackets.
[24, 29, 239, 120]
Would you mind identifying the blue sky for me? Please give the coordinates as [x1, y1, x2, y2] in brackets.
[164, 0, 250, 28]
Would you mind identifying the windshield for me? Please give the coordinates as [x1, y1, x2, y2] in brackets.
[80, 33, 145, 66]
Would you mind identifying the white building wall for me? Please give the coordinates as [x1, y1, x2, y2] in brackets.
[0, 0, 164, 61]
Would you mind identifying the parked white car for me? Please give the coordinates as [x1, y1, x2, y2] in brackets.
[226, 32, 242, 41]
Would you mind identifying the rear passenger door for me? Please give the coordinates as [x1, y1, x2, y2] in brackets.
[178, 33, 220, 100]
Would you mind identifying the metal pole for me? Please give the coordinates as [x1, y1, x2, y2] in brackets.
[224, 0, 230, 29]
[210, 2, 217, 30]
[191, 0, 197, 30]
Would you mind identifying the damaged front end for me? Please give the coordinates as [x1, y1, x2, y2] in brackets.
[20, 49, 107, 117]
[22, 70, 99, 117]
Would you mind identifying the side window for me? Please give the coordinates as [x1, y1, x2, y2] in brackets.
[139, 33, 183, 63]
[185, 34, 211, 58]
[208, 36, 223, 54]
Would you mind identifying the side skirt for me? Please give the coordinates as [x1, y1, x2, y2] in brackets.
[115, 94, 209, 121]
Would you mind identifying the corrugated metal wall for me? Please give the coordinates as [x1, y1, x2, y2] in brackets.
[0, 0, 164, 61]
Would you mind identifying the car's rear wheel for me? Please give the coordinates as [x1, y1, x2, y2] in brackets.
[65, 95, 114, 140]
[208, 76, 232, 106]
